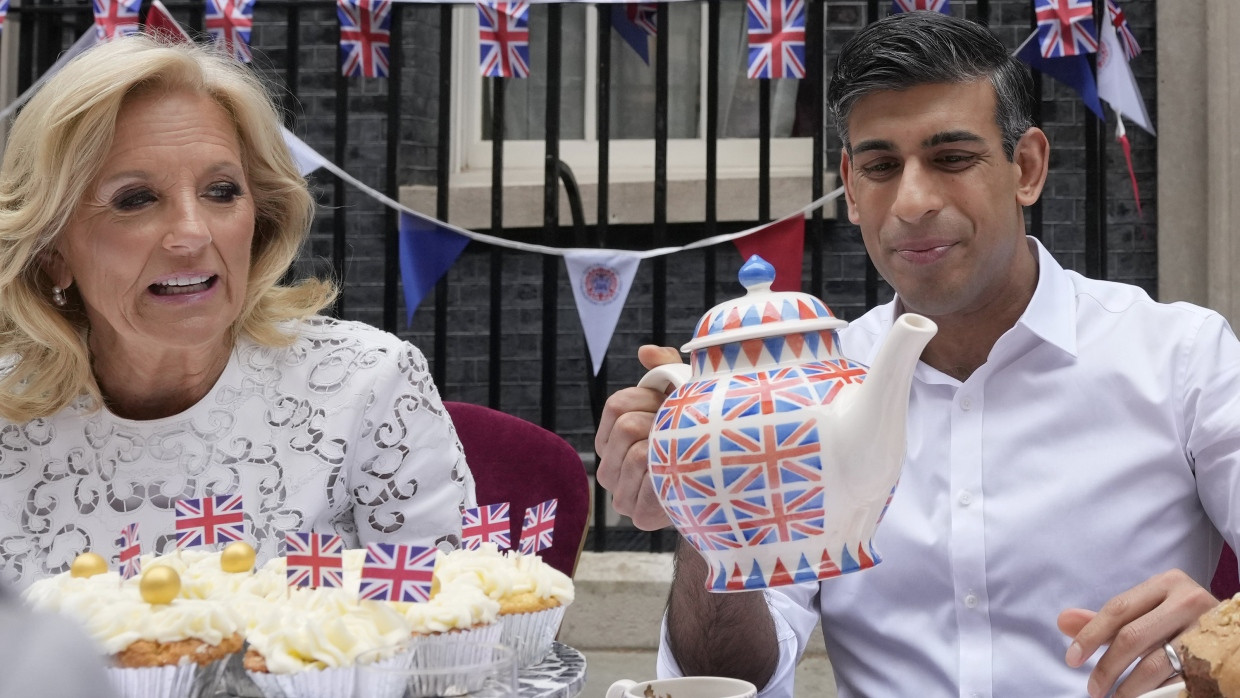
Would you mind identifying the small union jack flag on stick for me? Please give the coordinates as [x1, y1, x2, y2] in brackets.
[1034, 0, 1098, 58]
[174, 494, 246, 549]
[477, 1, 531, 79]
[116, 523, 141, 580]
[518, 498, 557, 554]
[337, 0, 392, 78]
[462, 502, 512, 550]
[0, 0, 10, 37]
[92, 0, 141, 40]
[890, 0, 950, 14]
[205, 0, 255, 63]
[746, 0, 806, 79]
[1106, 0, 1140, 61]
[285, 532, 345, 589]
[359, 543, 436, 603]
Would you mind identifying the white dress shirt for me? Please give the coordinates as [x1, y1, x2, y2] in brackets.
[658, 238, 1240, 697]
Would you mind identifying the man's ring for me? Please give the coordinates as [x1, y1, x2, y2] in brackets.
[1164, 642, 1183, 676]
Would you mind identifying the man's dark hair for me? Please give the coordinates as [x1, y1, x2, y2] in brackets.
[827, 11, 1036, 161]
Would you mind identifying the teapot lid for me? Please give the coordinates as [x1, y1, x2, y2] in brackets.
[681, 255, 848, 353]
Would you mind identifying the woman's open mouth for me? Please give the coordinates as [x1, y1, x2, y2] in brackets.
[149, 274, 217, 296]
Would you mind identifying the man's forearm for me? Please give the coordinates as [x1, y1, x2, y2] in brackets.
[665, 539, 780, 689]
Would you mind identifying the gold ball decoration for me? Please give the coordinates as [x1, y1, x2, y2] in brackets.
[140, 566, 181, 605]
[220, 541, 256, 574]
[70, 552, 109, 579]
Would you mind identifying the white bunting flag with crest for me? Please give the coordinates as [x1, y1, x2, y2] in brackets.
[564, 251, 641, 375]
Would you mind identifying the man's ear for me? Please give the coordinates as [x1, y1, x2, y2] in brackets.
[1013, 127, 1050, 207]
[40, 249, 73, 291]
[839, 148, 861, 224]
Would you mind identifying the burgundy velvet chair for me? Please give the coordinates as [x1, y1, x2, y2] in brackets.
[1213, 544, 1240, 600]
[444, 401, 591, 578]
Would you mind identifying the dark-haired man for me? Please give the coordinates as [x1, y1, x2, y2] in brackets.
[595, 11, 1240, 698]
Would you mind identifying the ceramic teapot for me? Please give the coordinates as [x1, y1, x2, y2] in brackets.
[639, 255, 936, 592]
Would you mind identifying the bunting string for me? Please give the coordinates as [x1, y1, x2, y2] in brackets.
[283, 125, 843, 261]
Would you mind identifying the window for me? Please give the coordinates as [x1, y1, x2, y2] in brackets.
[449, 3, 816, 185]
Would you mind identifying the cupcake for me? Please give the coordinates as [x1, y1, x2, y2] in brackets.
[431, 543, 574, 667]
[399, 583, 502, 645]
[241, 578, 412, 698]
[23, 559, 245, 698]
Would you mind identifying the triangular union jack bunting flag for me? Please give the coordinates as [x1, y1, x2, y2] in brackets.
[611, 3, 657, 64]
[1106, 0, 1140, 61]
[174, 493, 246, 549]
[93, 0, 142, 40]
[359, 543, 436, 602]
[1034, 0, 1098, 58]
[337, 0, 392, 78]
[890, 0, 950, 14]
[116, 523, 141, 580]
[746, 0, 806, 79]
[205, 0, 255, 63]
[462, 502, 512, 550]
[477, 1, 530, 78]
[145, 0, 192, 42]
[285, 532, 345, 589]
[518, 498, 557, 554]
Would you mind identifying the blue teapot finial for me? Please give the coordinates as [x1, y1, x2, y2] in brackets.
[738, 255, 776, 293]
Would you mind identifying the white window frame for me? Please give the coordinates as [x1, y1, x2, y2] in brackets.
[447, 4, 815, 187]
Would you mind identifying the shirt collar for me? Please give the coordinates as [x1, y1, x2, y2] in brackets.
[1016, 236, 1078, 358]
[873, 235, 1078, 362]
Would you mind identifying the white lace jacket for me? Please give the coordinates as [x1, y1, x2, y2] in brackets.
[0, 317, 476, 589]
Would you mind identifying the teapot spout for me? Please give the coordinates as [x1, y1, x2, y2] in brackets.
[848, 312, 937, 464]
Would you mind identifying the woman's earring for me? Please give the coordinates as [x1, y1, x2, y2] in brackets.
[51, 286, 67, 307]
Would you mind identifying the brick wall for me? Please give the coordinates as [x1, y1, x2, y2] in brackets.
[245, 0, 1158, 454]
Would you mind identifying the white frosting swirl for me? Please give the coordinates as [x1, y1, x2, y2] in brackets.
[399, 585, 499, 633]
[23, 569, 244, 655]
[431, 544, 574, 605]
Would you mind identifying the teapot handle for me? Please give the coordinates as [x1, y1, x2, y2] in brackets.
[637, 364, 692, 394]
[606, 680, 638, 698]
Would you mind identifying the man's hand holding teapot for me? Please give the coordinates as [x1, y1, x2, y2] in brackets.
[594, 345, 680, 531]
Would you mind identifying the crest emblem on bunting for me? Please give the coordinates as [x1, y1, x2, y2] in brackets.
[462, 503, 512, 550]
[519, 498, 557, 554]
[746, 0, 806, 79]
[116, 523, 141, 580]
[337, 0, 392, 78]
[359, 543, 436, 602]
[205, 0, 256, 63]
[285, 532, 345, 589]
[92, 0, 142, 40]
[1034, 0, 1098, 58]
[174, 493, 246, 549]
[582, 265, 621, 304]
[1106, 0, 1140, 61]
[477, 1, 531, 78]
[890, 0, 950, 13]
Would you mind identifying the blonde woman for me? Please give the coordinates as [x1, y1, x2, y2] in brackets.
[0, 35, 474, 588]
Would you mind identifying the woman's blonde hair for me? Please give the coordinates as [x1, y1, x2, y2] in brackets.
[0, 34, 336, 422]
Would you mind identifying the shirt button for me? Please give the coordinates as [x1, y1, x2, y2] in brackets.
[960, 396, 973, 411]
[958, 490, 973, 507]
[964, 593, 979, 609]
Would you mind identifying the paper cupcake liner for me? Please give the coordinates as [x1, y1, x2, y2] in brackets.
[356, 635, 514, 698]
[245, 650, 409, 698]
[499, 605, 567, 668]
[407, 621, 503, 650]
[107, 655, 230, 698]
